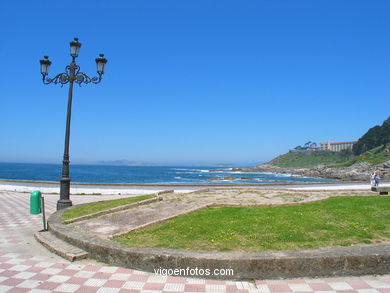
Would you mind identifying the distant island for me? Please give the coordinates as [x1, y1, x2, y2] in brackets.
[97, 160, 155, 167]
[234, 116, 390, 181]
[213, 163, 235, 167]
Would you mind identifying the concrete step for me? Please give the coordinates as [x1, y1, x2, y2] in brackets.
[34, 231, 88, 262]
[371, 186, 390, 195]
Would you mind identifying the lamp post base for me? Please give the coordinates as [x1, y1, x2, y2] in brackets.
[57, 199, 73, 210]
[58, 177, 72, 210]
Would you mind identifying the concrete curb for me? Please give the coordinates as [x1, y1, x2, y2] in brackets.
[63, 196, 162, 224]
[34, 231, 88, 261]
[47, 205, 390, 280]
[109, 204, 212, 239]
[63, 190, 173, 224]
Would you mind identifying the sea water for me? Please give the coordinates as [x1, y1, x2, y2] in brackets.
[0, 162, 333, 185]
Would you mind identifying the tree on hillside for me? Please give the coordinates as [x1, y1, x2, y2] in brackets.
[294, 141, 317, 151]
[353, 116, 390, 155]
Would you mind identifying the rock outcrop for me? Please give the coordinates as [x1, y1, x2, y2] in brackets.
[234, 160, 390, 181]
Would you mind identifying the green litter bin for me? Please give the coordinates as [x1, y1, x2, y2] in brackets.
[30, 190, 42, 214]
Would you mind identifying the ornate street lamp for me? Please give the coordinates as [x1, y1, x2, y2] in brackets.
[40, 38, 107, 210]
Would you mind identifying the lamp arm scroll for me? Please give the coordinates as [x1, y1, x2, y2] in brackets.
[42, 72, 70, 86]
[41, 65, 75, 86]
[41, 65, 104, 86]
[74, 72, 103, 86]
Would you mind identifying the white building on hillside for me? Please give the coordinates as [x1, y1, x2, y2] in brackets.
[320, 141, 357, 152]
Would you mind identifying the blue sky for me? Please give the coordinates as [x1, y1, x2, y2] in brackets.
[0, 0, 389, 166]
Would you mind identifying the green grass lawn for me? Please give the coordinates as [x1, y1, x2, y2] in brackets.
[62, 194, 155, 222]
[115, 196, 390, 252]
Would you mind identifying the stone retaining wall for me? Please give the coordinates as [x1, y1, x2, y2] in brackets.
[48, 208, 390, 280]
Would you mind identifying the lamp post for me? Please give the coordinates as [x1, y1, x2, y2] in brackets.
[40, 38, 107, 210]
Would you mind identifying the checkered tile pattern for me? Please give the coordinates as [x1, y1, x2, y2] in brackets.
[0, 191, 132, 246]
[1, 190, 390, 292]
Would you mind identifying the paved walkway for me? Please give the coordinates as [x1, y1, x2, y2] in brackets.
[0, 191, 389, 293]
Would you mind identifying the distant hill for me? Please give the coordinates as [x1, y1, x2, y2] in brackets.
[353, 116, 390, 155]
[214, 163, 235, 167]
[97, 160, 155, 166]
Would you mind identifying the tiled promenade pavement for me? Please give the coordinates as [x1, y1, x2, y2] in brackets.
[0, 191, 390, 293]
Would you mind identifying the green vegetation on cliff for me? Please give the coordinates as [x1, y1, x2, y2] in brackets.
[269, 150, 353, 168]
[269, 145, 390, 169]
[335, 143, 390, 167]
[353, 117, 390, 155]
